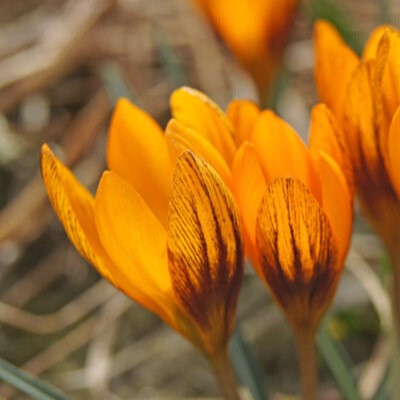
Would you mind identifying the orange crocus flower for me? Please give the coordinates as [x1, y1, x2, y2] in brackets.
[40, 98, 244, 363]
[314, 21, 400, 254]
[192, 0, 299, 102]
[232, 109, 353, 333]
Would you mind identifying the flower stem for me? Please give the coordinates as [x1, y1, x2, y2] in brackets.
[209, 347, 242, 400]
[294, 326, 318, 400]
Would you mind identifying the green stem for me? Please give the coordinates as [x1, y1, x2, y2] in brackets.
[209, 347, 242, 400]
[294, 326, 318, 400]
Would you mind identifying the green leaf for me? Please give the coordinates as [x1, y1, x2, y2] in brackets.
[229, 325, 269, 400]
[0, 357, 73, 400]
[317, 319, 362, 400]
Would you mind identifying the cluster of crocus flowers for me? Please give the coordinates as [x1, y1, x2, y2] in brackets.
[166, 87, 353, 398]
[191, 0, 299, 103]
[42, 86, 353, 399]
[314, 21, 400, 256]
[168, 87, 352, 331]
[40, 98, 245, 399]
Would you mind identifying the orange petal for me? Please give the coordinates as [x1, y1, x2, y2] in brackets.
[231, 142, 267, 271]
[40, 145, 117, 280]
[251, 110, 322, 203]
[387, 106, 400, 198]
[310, 150, 353, 265]
[309, 103, 354, 194]
[314, 20, 359, 120]
[380, 27, 400, 120]
[95, 171, 175, 322]
[344, 62, 383, 184]
[107, 98, 171, 224]
[255, 177, 339, 329]
[167, 151, 243, 351]
[362, 25, 388, 61]
[170, 87, 236, 165]
[165, 118, 232, 188]
[227, 99, 261, 146]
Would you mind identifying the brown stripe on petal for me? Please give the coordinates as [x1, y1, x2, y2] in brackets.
[255, 177, 339, 327]
[167, 151, 243, 342]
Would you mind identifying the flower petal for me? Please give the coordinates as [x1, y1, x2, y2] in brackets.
[170, 87, 236, 165]
[380, 27, 400, 120]
[362, 25, 387, 61]
[107, 98, 171, 224]
[309, 103, 354, 193]
[227, 99, 260, 146]
[165, 118, 232, 188]
[255, 177, 339, 329]
[387, 106, 400, 198]
[231, 142, 267, 270]
[314, 20, 359, 120]
[167, 151, 243, 351]
[344, 61, 384, 185]
[95, 171, 175, 320]
[251, 110, 322, 203]
[310, 150, 353, 265]
[40, 145, 113, 277]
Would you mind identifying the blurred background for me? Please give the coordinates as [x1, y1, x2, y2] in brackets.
[0, 0, 399, 399]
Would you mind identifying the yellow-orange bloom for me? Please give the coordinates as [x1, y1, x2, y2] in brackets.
[192, 0, 299, 100]
[166, 87, 352, 331]
[40, 99, 244, 358]
[314, 20, 400, 252]
[232, 110, 353, 331]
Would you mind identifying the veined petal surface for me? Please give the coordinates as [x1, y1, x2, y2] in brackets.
[40, 145, 116, 283]
[107, 98, 170, 224]
[167, 151, 243, 352]
[170, 87, 236, 165]
[255, 177, 339, 328]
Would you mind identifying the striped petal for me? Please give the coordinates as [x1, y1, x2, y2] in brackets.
[40, 145, 118, 285]
[170, 87, 236, 165]
[255, 177, 339, 329]
[107, 98, 171, 224]
[167, 151, 243, 352]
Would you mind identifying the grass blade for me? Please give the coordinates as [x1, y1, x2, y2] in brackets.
[0, 357, 72, 400]
[317, 319, 362, 400]
[229, 326, 269, 400]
